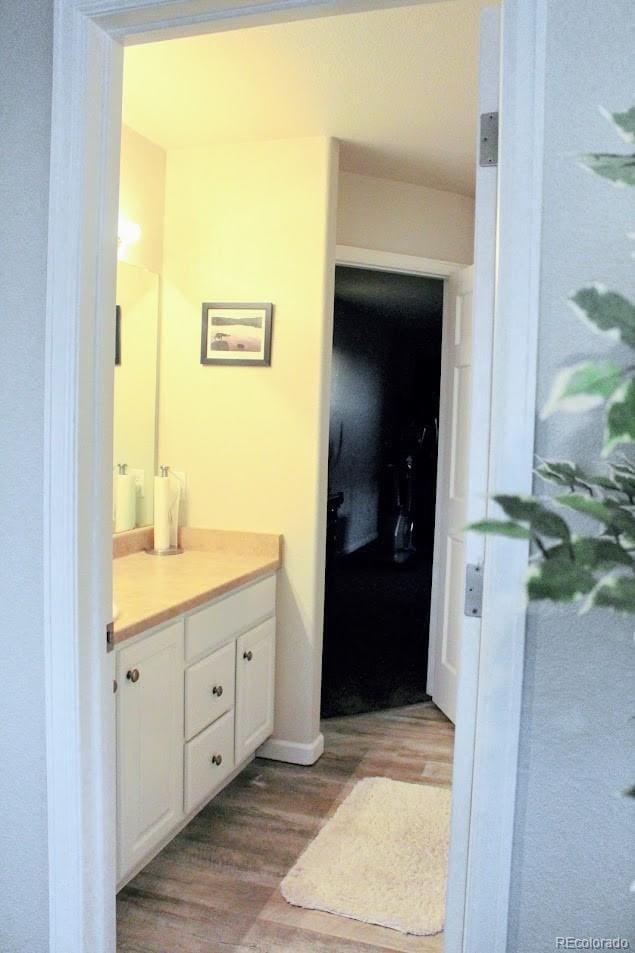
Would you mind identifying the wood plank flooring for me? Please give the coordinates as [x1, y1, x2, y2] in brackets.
[117, 702, 454, 953]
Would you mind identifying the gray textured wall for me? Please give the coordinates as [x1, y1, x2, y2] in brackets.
[0, 2, 53, 951]
[508, 1, 635, 949]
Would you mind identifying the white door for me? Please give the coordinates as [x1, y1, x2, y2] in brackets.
[235, 618, 275, 759]
[117, 620, 184, 883]
[428, 268, 475, 722]
[427, 8, 500, 725]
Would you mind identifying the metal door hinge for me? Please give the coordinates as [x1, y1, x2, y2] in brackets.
[106, 620, 114, 652]
[464, 564, 483, 618]
[479, 112, 498, 167]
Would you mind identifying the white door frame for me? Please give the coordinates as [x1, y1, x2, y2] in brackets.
[44, 2, 546, 951]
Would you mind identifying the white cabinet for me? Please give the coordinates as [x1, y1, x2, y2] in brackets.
[236, 617, 276, 760]
[117, 619, 184, 882]
[184, 709, 235, 813]
[116, 572, 276, 887]
[185, 641, 235, 742]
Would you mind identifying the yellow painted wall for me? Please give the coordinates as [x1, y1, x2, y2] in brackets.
[337, 170, 475, 264]
[160, 137, 339, 749]
[119, 124, 166, 274]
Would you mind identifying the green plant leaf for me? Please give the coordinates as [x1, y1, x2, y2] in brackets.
[527, 559, 596, 602]
[535, 461, 618, 492]
[494, 495, 571, 541]
[610, 463, 635, 497]
[542, 360, 623, 417]
[607, 106, 635, 144]
[535, 461, 581, 488]
[569, 286, 635, 347]
[547, 537, 633, 570]
[467, 520, 532, 540]
[555, 494, 635, 538]
[579, 153, 635, 187]
[613, 459, 635, 476]
[583, 575, 635, 614]
[604, 378, 635, 456]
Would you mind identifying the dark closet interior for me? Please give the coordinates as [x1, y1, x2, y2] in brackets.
[321, 266, 444, 718]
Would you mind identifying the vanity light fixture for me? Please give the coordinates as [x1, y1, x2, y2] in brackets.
[117, 217, 142, 259]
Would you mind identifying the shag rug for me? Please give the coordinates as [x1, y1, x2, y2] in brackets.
[280, 776, 451, 936]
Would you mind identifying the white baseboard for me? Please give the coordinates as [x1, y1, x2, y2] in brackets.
[257, 732, 325, 766]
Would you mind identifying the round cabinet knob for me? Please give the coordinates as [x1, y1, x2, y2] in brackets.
[126, 668, 140, 683]
[210, 754, 223, 766]
[212, 685, 223, 697]
[243, 650, 253, 661]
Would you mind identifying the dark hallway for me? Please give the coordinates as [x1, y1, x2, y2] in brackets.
[321, 266, 444, 718]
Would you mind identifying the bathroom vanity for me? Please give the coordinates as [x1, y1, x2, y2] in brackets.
[113, 528, 280, 887]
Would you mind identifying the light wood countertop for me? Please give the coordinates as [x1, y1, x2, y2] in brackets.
[113, 529, 281, 645]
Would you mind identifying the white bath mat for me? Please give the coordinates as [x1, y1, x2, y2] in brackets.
[280, 776, 451, 936]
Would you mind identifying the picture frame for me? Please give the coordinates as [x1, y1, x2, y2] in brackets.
[200, 302, 273, 366]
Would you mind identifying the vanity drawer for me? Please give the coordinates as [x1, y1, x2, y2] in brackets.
[185, 641, 235, 741]
[185, 574, 276, 662]
[184, 709, 235, 814]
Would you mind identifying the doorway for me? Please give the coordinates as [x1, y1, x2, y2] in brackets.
[42, 3, 547, 952]
[322, 266, 443, 717]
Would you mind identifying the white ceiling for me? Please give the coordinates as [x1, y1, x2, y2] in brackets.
[122, 0, 496, 196]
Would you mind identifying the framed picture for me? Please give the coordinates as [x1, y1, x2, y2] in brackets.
[115, 304, 121, 366]
[200, 302, 273, 366]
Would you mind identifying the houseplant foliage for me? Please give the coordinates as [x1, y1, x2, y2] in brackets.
[471, 106, 635, 614]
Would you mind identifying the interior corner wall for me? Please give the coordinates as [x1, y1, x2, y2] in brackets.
[0, 2, 53, 951]
[507, 2, 634, 950]
[159, 136, 339, 752]
[118, 124, 166, 274]
[336, 171, 475, 264]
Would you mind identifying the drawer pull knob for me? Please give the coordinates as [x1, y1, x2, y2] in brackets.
[126, 669, 140, 683]
[243, 650, 253, 661]
[212, 685, 223, 697]
[210, 754, 223, 767]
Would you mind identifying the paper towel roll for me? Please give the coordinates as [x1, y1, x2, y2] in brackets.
[115, 472, 136, 532]
[169, 473, 181, 549]
[154, 475, 171, 551]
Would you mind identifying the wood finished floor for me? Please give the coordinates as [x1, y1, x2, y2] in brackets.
[117, 702, 454, 953]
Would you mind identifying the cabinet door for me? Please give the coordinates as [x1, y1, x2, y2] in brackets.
[117, 620, 184, 882]
[235, 617, 275, 760]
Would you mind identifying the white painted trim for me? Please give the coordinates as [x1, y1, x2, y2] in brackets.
[45, 6, 122, 951]
[43, 2, 546, 952]
[258, 732, 325, 765]
[442, 7, 500, 949]
[336, 244, 464, 278]
[457, 3, 547, 952]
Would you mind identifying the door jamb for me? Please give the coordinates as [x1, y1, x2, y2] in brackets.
[44, 2, 547, 952]
[335, 245, 464, 280]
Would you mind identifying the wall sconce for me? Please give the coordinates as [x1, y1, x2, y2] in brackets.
[117, 217, 142, 259]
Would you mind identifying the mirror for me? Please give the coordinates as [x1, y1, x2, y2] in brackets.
[113, 261, 160, 530]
